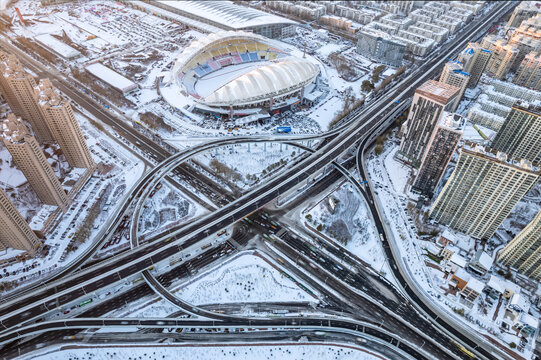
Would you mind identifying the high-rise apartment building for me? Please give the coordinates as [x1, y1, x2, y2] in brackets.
[439, 61, 470, 112]
[0, 55, 53, 143]
[507, 1, 541, 28]
[498, 210, 541, 281]
[36, 79, 95, 169]
[398, 80, 459, 168]
[514, 52, 541, 90]
[0, 188, 41, 255]
[481, 35, 519, 80]
[458, 42, 492, 88]
[430, 142, 539, 240]
[356, 28, 405, 67]
[491, 102, 541, 165]
[1, 114, 68, 212]
[413, 113, 464, 198]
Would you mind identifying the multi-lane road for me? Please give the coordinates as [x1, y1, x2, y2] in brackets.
[0, 2, 518, 359]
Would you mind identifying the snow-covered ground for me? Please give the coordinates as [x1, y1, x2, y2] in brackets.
[173, 253, 315, 306]
[139, 182, 207, 236]
[105, 252, 316, 319]
[29, 344, 383, 360]
[303, 182, 394, 281]
[194, 142, 307, 190]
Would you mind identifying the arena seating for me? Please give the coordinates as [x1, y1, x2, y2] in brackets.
[181, 39, 290, 95]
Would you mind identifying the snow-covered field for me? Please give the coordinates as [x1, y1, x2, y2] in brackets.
[105, 252, 316, 319]
[195, 142, 307, 190]
[304, 182, 391, 279]
[29, 344, 383, 360]
[173, 254, 314, 305]
[139, 182, 206, 236]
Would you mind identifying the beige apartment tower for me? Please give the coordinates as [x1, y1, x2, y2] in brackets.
[36, 79, 95, 169]
[457, 42, 492, 88]
[499, 210, 541, 281]
[514, 52, 541, 90]
[430, 142, 539, 240]
[481, 36, 519, 80]
[439, 62, 470, 112]
[0, 55, 53, 143]
[0, 188, 41, 255]
[1, 114, 69, 212]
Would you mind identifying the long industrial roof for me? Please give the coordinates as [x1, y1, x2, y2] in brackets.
[156, 1, 297, 30]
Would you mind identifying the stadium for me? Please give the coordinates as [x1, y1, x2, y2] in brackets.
[168, 31, 321, 120]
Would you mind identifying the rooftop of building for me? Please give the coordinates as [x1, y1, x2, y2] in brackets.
[444, 61, 469, 76]
[470, 250, 493, 271]
[450, 253, 468, 268]
[380, 13, 412, 24]
[453, 266, 470, 280]
[357, 26, 406, 45]
[462, 141, 540, 174]
[509, 33, 541, 46]
[416, 79, 459, 104]
[463, 42, 492, 54]
[486, 275, 504, 293]
[440, 112, 465, 131]
[156, 0, 297, 30]
[35, 79, 64, 108]
[1, 55, 27, 79]
[1, 114, 28, 143]
[464, 277, 485, 293]
[515, 1, 541, 12]
[512, 100, 541, 116]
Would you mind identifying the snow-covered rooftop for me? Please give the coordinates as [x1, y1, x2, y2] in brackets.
[85, 63, 137, 93]
[156, 0, 297, 30]
[131, 1, 223, 34]
[521, 313, 538, 329]
[450, 253, 467, 268]
[465, 277, 485, 293]
[1, 114, 27, 143]
[34, 34, 80, 59]
[35, 79, 64, 107]
[486, 275, 503, 293]
[462, 141, 539, 173]
[471, 250, 493, 271]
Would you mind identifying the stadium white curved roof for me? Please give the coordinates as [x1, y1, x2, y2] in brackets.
[157, 1, 297, 30]
[201, 58, 319, 106]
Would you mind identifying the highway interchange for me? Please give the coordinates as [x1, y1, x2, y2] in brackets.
[0, 2, 521, 359]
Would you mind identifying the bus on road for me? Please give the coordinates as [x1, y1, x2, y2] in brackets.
[276, 126, 292, 133]
[78, 298, 93, 307]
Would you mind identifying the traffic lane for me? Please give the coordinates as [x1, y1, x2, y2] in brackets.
[271, 235, 465, 359]
[0, 1, 509, 334]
